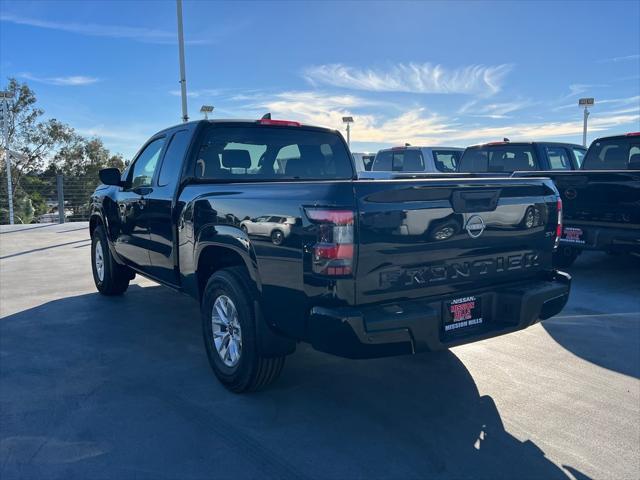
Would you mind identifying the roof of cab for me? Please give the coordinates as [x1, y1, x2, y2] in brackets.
[152, 119, 339, 137]
[467, 141, 585, 149]
[377, 145, 465, 152]
[591, 132, 640, 142]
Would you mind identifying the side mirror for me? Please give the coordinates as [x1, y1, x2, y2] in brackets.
[99, 167, 123, 186]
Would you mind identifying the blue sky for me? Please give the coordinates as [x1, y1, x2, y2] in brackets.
[1, 0, 639, 158]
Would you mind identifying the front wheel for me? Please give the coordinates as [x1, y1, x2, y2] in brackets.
[201, 266, 285, 393]
[271, 230, 284, 245]
[91, 225, 132, 295]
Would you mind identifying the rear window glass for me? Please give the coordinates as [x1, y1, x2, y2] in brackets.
[458, 145, 538, 172]
[432, 150, 462, 172]
[372, 149, 425, 172]
[194, 125, 353, 180]
[545, 146, 572, 170]
[582, 137, 640, 170]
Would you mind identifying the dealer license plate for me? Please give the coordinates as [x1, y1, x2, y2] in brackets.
[443, 296, 483, 333]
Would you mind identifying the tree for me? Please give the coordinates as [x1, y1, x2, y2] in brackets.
[49, 136, 125, 220]
[1, 78, 125, 224]
[1, 78, 75, 197]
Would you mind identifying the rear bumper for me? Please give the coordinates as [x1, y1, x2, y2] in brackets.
[307, 271, 571, 359]
[561, 223, 640, 254]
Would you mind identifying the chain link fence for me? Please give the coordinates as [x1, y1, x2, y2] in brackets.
[0, 173, 99, 224]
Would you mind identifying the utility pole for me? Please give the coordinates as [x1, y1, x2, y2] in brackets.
[0, 90, 14, 225]
[578, 98, 595, 147]
[176, 0, 189, 123]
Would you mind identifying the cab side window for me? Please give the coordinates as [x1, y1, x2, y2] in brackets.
[158, 131, 189, 187]
[572, 148, 586, 168]
[546, 147, 572, 170]
[130, 138, 165, 188]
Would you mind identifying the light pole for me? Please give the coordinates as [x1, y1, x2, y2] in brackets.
[342, 116, 354, 148]
[579, 97, 594, 147]
[176, 0, 189, 123]
[0, 90, 14, 225]
[200, 105, 214, 120]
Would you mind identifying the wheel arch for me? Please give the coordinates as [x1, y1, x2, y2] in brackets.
[194, 225, 262, 302]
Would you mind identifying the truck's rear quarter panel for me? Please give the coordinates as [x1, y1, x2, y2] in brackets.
[178, 181, 357, 339]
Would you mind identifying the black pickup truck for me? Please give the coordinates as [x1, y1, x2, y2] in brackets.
[90, 118, 570, 392]
[457, 135, 640, 267]
[515, 133, 640, 267]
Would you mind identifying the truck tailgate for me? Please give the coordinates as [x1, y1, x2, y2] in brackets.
[353, 178, 560, 305]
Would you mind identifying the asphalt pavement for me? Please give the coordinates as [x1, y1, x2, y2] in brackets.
[0, 222, 638, 480]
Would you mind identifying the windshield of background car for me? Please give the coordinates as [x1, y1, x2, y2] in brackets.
[194, 125, 354, 180]
[458, 145, 538, 172]
[432, 150, 462, 172]
[582, 137, 640, 170]
[371, 149, 425, 171]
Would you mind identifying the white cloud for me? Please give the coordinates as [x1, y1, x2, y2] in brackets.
[566, 83, 607, 98]
[598, 54, 640, 63]
[224, 89, 640, 148]
[0, 13, 207, 45]
[458, 98, 534, 118]
[20, 73, 100, 86]
[169, 89, 223, 98]
[446, 113, 639, 144]
[304, 63, 513, 96]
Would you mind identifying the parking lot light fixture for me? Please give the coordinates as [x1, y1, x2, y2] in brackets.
[342, 116, 354, 148]
[579, 98, 595, 147]
[200, 105, 214, 120]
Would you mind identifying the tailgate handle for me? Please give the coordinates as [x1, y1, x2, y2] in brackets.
[451, 190, 500, 213]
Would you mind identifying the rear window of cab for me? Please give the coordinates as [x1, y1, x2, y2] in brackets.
[372, 149, 425, 172]
[458, 145, 538, 172]
[193, 125, 354, 180]
[582, 137, 640, 170]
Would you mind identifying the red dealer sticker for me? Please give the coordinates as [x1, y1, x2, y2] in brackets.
[561, 227, 586, 244]
[444, 296, 483, 333]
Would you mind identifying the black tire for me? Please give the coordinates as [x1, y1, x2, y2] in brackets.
[91, 225, 131, 295]
[271, 229, 284, 245]
[553, 245, 580, 269]
[241, 224, 249, 234]
[201, 266, 285, 393]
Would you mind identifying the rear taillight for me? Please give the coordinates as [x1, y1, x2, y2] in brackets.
[555, 198, 563, 249]
[305, 208, 354, 276]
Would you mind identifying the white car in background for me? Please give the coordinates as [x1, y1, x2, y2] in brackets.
[369, 146, 465, 173]
[240, 215, 296, 245]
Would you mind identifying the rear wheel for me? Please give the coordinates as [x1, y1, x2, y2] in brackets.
[553, 245, 580, 269]
[201, 266, 285, 393]
[91, 225, 132, 295]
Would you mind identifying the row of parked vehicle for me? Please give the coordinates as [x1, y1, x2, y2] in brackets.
[354, 132, 640, 267]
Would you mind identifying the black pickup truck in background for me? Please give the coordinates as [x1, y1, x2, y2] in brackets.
[90, 118, 570, 392]
[529, 133, 640, 267]
[457, 135, 640, 267]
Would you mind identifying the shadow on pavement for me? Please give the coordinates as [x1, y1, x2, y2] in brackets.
[542, 252, 640, 378]
[0, 224, 58, 234]
[0, 238, 90, 260]
[0, 285, 588, 479]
